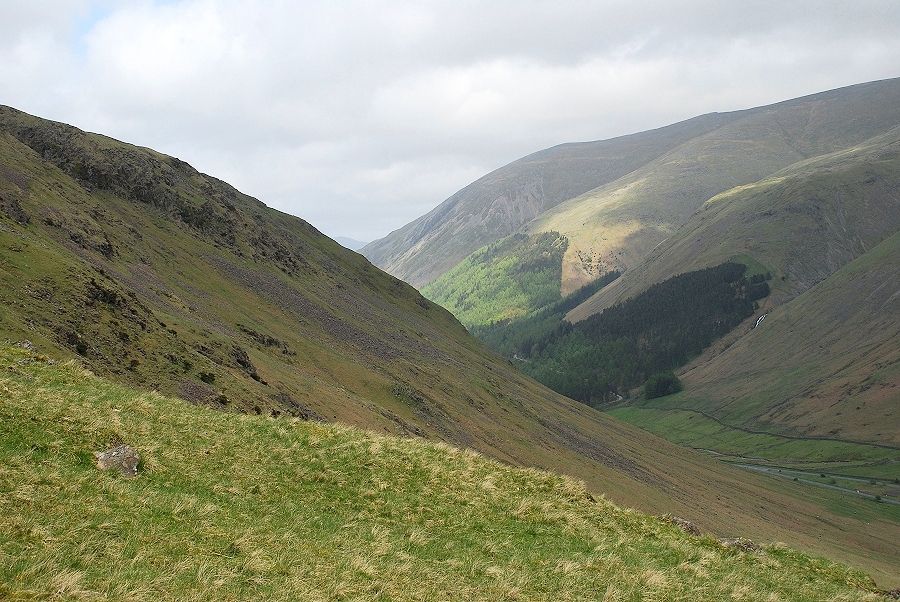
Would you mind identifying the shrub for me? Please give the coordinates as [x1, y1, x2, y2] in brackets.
[644, 372, 683, 399]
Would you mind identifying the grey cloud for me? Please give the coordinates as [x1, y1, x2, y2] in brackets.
[1, 1, 899, 240]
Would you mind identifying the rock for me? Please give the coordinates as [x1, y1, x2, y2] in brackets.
[663, 515, 701, 536]
[719, 537, 761, 552]
[94, 444, 140, 478]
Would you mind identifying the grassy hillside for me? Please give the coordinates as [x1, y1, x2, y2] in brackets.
[0, 345, 890, 601]
[563, 128, 900, 451]
[603, 233, 900, 535]
[569, 125, 900, 321]
[421, 232, 568, 327]
[362, 112, 740, 287]
[628, 230, 900, 447]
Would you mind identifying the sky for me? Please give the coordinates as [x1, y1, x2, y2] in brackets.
[2, 1, 899, 242]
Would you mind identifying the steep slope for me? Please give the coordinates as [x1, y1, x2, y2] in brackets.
[562, 129, 900, 491]
[568, 125, 900, 321]
[362, 112, 739, 287]
[667, 231, 900, 447]
[533, 77, 900, 293]
[564, 126, 900, 446]
[365, 78, 900, 293]
[1, 106, 898, 584]
[1, 346, 888, 601]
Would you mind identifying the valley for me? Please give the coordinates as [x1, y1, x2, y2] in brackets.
[5, 105, 898, 587]
[4, 3, 900, 599]
[367, 79, 900, 587]
[2, 80, 898, 593]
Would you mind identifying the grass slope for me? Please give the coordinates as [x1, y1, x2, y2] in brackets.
[0, 345, 888, 601]
[604, 232, 900, 525]
[421, 232, 567, 327]
[656, 231, 899, 446]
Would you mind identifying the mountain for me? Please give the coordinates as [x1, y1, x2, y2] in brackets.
[567, 124, 900, 321]
[333, 235, 368, 251]
[1, 344, 886, 601]
[383, 79, 900, 446]
[362, 111, 739, 287]
[1, 106, 898, 584]
[364, 78, 900, 293]
[608, 228, 900, 454]
[529, 78, 900, 294]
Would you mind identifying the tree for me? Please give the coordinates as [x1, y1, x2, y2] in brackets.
[644, 372, 683, 399]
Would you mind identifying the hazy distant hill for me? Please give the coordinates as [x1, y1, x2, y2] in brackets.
[333, 235, 368, 250]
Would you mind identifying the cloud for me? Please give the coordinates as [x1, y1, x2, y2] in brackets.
[2, 0, 899, 240]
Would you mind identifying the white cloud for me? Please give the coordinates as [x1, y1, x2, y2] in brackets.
[2, 0, 899, 240]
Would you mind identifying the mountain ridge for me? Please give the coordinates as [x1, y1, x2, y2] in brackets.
[364, 77, 900, 291]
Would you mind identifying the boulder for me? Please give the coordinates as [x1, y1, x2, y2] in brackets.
[94, 444, 140, 478]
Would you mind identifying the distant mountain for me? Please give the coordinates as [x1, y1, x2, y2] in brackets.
[366, 78, 900, 293]
[333, 235, 368, 251]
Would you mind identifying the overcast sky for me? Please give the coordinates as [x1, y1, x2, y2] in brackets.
[3, 1, 899, 241]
